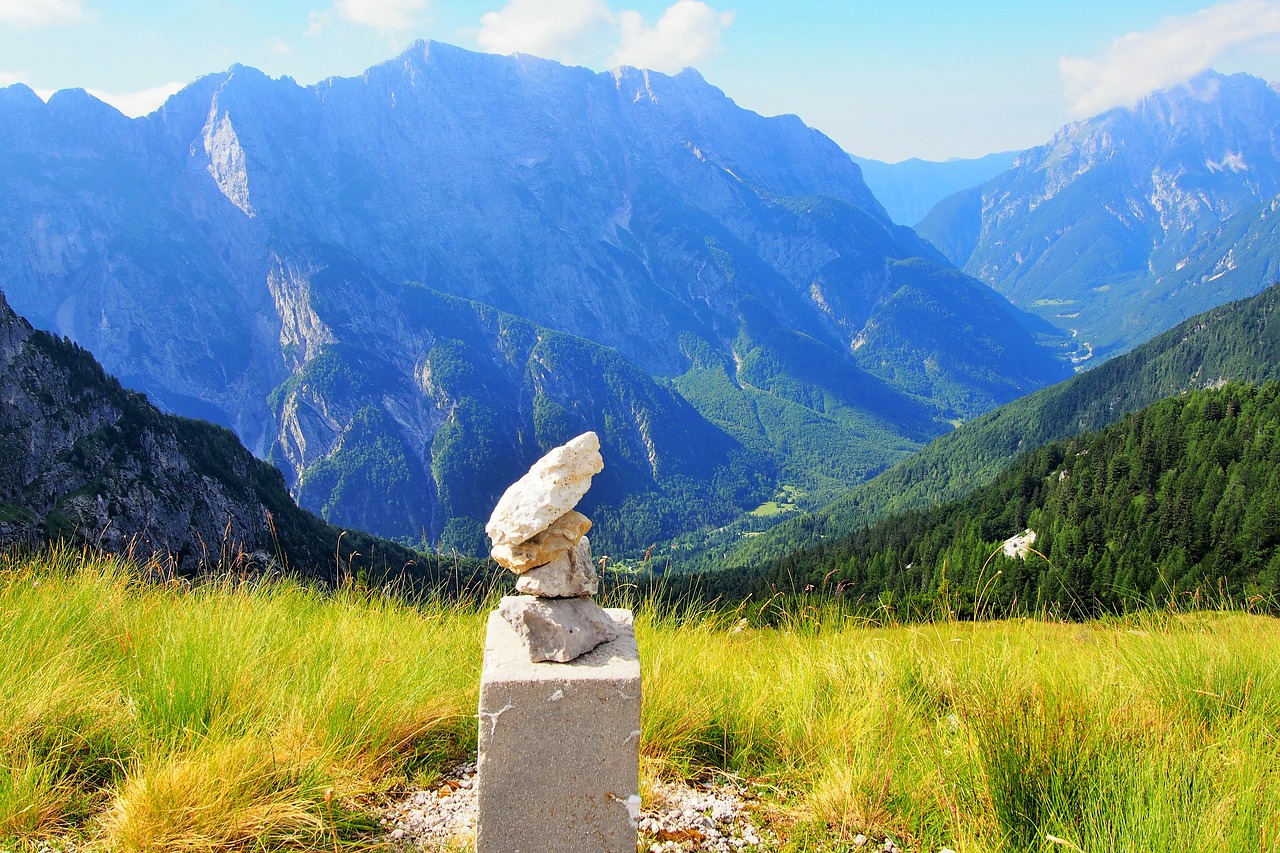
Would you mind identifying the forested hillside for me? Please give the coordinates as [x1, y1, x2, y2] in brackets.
[664, 382, 1280, 617]
[707, 283, 1280, 571]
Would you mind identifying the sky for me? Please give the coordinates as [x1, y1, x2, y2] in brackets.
[2, 0, 1280, 161]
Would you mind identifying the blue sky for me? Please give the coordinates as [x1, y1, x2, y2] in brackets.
[2, 0, 1280, 160]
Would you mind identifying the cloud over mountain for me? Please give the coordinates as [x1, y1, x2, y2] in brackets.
[477, 0, 732, 72]
[478, 0, 613, 62]
[1061, 0, 1280, 117]
[610, 1, 734, 71]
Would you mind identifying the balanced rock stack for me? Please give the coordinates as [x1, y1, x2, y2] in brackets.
[485, 431, 619, 663]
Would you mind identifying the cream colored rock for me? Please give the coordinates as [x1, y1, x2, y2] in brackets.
[485, 432, 603, 547]
[515, 535, 597, 597]
[491, 510, 591, 572]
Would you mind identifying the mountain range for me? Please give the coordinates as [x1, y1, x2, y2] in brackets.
[0, 40, 1067, 554]
[917, 71, 1280, 362]
[849, 150, 1019, 226]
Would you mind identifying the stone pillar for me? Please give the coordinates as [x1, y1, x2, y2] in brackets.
[476, 608, 641, 853]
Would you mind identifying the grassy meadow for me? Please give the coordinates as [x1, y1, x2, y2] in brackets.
[2, 546, 1279, 852]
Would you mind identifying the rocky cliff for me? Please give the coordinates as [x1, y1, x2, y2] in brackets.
[0, 289, 429, 582]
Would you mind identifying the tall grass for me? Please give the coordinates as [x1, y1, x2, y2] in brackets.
[629, 602, 1280, 852]
[2, 547, 1279, 851]
[0, 545, 483, 850]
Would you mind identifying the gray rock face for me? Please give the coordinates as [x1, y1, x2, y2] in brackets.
[0, 288, 423, 579]
[496, 595, 619, 664]
[485, 432, 603, 547]
[515, 535, 597, 598]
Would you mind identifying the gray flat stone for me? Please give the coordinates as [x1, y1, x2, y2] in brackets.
[497, 594, 618, 663]
[477, 608, 640, 853]
[515, 535, 597, 598]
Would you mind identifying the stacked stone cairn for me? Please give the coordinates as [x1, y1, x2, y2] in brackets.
[485, 431, 619, 663]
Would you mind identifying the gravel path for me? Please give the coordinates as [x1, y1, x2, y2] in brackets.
[378, 763, 777, 852]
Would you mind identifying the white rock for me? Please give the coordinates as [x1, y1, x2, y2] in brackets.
[515, 535, 597, 597]
[485, 432, 603, 547]
[491, 509, 591, 572]
[497, 594, 618, 662]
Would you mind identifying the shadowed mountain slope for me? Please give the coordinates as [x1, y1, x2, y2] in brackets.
[0, 289, 451, 584]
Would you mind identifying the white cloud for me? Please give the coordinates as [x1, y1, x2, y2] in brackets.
[85, 81, 183, 117]
[478, 0, 613, 61]
[0, 73, 175, 114]
[610, 0, 733, 72]
[476, 0, 733, 71]
[1061, 0, 1280, 117]
[0, 0, 88, 27]
[332, 0, 429, 35]
[304, 9, 332, 36]
[270, 37, 293, 56]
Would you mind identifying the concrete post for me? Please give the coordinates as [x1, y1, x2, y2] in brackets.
[476, 608, 641, 853]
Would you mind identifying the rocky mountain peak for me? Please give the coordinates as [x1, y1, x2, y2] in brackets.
[916, 68, 1280, 363]
[0, 82, 42, 107]
[0, 41, 1066, 553]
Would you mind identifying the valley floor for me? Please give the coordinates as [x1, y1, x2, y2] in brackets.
[2, 547, 1278, 852]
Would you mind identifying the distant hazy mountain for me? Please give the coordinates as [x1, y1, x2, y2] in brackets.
[0, 288, 437, 583]
[917, 71, 1280, 362]
[0, 41, 1066, 553]
[850, 151, 1019, 225]
[710, 282, 1280, 573]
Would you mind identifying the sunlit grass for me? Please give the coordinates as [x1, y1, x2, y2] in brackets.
[2, 545, 1279, 851]
[630, 607, 1280, 852]
[0, 545, 483, 851]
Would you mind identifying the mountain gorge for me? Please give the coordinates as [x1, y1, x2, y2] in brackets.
[0, 41, 1067, 553]
[849, 150, 1020, 226]
[917, 71, 1280, 361]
